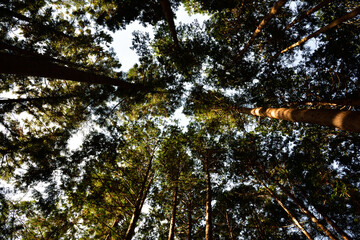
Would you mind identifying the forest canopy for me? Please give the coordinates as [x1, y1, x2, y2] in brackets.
[1, 0, 360, 239]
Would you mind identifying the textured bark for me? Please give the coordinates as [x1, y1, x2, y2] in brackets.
[285, 0, 333, 30]
[276, 184, 340, 240]
[258, 179, 313, 240]
[270, 6, 360, 61]
[312, 205, 352, 240]
[0, 52, 143, 90]
[236, 0, 288, 59]
[124, 156, 154, 240]
[168, 181, 179, 240]
[158, 0, 180, 48]
[288, 98, 360, 107]
[205, 165, 213, 240]
[234, 106, 360, 132]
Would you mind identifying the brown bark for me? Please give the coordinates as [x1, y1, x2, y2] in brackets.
[158, 0, 180, 48]
[124, 156, 154, 240]
[0, 52, 143, 90]
[285, 0, 334, 30]
[236, 0, 288, 59]
[233, 106, 360, 132]
[225, 211, 235, 240]
[275, 183, 340, 240]
[288, 98, 360, 107]
[258, 179, 314, 240]
[312, 205, 352, 240]
[168, 181, 179, 240]
[205, 165, 213, 240]
[270, 6, 360, 61]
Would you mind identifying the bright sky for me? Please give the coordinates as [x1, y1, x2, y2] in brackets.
[112, 5, 209, 72]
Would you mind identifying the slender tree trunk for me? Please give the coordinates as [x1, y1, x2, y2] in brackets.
[187, 204, 193, 240]
[0, 52, 143, 90]
[168, 181, 179, 240]
[205, 165, 213, 240]
[236, 0, 288, 59]
[124, 156, 154, 240]
[288, 98, 360, 107]
[285, 0, 333, 30]
[312, 204, 352, 240]
[257, 179, 314, 240]
[275, 183, 340, 240]
[225, 211, 235, 240]
[233, 106, 360, 132]
[158, 0, 180, 48]
[270, 6, 360, 61]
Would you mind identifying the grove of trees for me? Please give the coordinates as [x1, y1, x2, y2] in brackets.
[1, 0, 359, 239]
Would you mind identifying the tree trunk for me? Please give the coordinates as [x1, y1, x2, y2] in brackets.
[236, 0, 288, 59]
[124, 156, 154, 240]
[270, 6, 360, 61]
[312, 204, 352, 240]
[288, 98, 360, 107]
[158, 0, 180, 48]
[187, 205, 193, 240]
[205, 165, 213, 240]
[225, 211, 235, 240]
[258, 179, 314, 240]
[275, 183, 340, 240]
[233, 106, 360, 132]
[168, 181, 179, 240]
[0, 52, 143, 90]
[285, 0, 333, 30]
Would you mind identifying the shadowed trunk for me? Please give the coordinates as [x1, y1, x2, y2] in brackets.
[158, 0, 180, 48]
[168, 181, 179, 240]
[270, 6, 360, 61]
[257, 178, 313, 240]
[285, 0, 333, 30]
[236, 0, 288, 59]
[205, 164, 213, 240]
[0, 52, 143, 90]
[233, 106, 360, 132]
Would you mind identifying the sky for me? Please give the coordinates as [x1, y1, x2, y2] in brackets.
[112, 5, 209, 72]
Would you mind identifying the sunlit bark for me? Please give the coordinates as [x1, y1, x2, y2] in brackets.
[234, 106, 360, 132]
[285, 0, 333, 30]
[236, 0, 288, 59]
[270, 6, 360, 61]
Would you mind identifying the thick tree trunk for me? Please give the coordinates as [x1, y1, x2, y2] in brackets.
[285, 0, 333, 30]
[0, 52, 143, 90]
[234, 106, 360, 132]
[236, 0, 288, 59]
[258, 179, 313, 240]
[270, 6, 360, 61]
[168, 181, 179, 240]
[158, 0, 180, 48]
[276, 183, 340, 240]
[205, 165, 213, 240]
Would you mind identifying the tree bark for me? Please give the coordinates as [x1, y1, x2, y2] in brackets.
[270, 6, 360, 61]
[0, 52, 143, 90]
[187, 201, 193, 240]
[205, 165, 213, 240]
[124, 156, 154, 240]
[236, 0, 288, 59]
[158, 0, 180, 48]
[287, 98, 360, 107]
[225, 211, 235, 240]
[275, 183, 340, 240]
[168, 181, 179, 240]
[233, 106, 360, 132]
[257, 179, 314, 240]
[285, 0, 333, 30]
